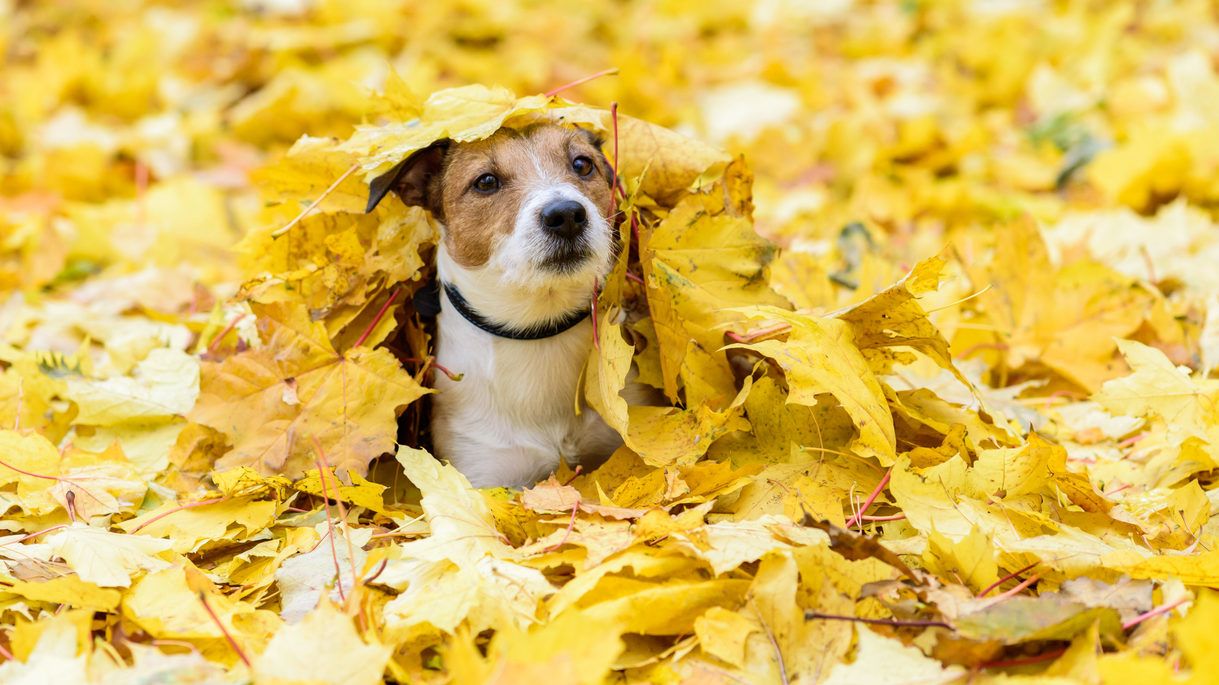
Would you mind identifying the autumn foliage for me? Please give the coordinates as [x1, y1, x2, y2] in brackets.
[2, 1, 1219, 684]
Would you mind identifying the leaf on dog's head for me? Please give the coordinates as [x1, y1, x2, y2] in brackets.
[339, 85, 552, 177]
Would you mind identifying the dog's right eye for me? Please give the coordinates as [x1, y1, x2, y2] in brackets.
[472, 173, 500, 194]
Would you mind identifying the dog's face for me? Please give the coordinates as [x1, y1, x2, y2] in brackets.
[367, 124, 615, 289]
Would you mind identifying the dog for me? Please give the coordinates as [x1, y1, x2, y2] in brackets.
[365, 123, 623, 487]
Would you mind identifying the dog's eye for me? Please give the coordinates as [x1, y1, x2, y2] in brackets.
[572, 156, 595, 177]
[472, 173, 500, 194]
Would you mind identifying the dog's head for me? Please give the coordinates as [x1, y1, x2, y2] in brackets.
[366, 124, 615, 290]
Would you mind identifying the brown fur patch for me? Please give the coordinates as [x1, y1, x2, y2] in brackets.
[435, 125, 614, 267]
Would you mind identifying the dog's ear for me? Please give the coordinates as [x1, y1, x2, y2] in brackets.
[365, 140, 450, 214]
[577, 128, 614, 188]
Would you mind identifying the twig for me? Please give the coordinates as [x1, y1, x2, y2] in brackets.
[368, 530, 420, 539]
[544, 67, 620, 97]
[1123, 597, 1188, 630]
[130, 497, 226, 534]
[978, 562, 1038, 597]
[352, 287, 402, 349]
[590, 280, 601, 351]
[0, 456, 105, 508]
[271, 163, 359, 238]
[752, 601, 789, 685]
[561, 465, 583, 486]
[312, 461, 347, 603]
[544, 500, 580, 553]
[610, 102, 621, 202]
[0, 456, 66, 482]
[1118, 433, 1146, 448]
[724, 322, 792, 344]
[402, 356, 462, 381]
[313, 438, 360, 606]
[859, 512, 906, 522]
[206, 313, 249, 355]
[845, 468, 892, 529]
[363, 557, 389, 585]
[925, 284, 992, 314]
[990, 574, 1040, 602]
[1, 524, 68, 546]
[804, 612, 952, 629]
[430, 360, 461, 382]
[197, 592, 251, 668]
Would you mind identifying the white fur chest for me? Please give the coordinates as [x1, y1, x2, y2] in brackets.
[430, 309, 600, 487]
[428, 249, 618, 487]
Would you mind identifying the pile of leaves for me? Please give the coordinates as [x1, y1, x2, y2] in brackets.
[3, 1, 1219, 683]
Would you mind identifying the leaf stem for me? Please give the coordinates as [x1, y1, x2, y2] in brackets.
[197, 592, 252, 668]
[845, 467, 892, 529]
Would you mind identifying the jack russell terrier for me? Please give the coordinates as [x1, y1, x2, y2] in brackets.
[365, 123, 622, 487]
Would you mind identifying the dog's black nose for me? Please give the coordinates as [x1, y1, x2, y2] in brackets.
[540, 200, 587, 239]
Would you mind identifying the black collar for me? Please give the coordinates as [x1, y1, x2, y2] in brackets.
[414, 280, 590, 340]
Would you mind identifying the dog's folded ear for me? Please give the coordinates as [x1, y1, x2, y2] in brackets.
[364, 140, 450, 214]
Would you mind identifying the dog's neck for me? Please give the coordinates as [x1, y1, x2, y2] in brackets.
[436, 244, 597, 333]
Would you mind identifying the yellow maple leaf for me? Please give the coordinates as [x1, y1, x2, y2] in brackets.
[254, 602, 391, 685]
[340, 85, 552, 176]
[0, 613, 88, 685]
[448, 611, 623, 685]
[378, 447, 554, 636]
[639, 160, 787, 401]
[586, 316, 750, 467]
[64, 347, 198, 425]
[1095, 339, 1219, 456]
[823, 625, 966, 685]
[732, 310, 897, 464]
[970, 216, 1153, 391]
[42, 523, 174, 588]
[192, 302, 428, 477]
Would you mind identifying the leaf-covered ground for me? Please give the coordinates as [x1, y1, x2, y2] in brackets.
[3, 1, 1219, 683]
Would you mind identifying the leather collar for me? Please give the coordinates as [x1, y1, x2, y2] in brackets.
[414, 280, 590, 340]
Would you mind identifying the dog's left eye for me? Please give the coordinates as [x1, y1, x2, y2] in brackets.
[572, 156, 595, 177]
[472, 173, 500, 194]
